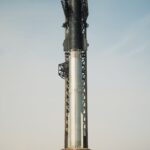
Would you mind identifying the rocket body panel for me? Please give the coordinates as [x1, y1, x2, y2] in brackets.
[69, 0, 83, 49]
[69, 50, 83, 148]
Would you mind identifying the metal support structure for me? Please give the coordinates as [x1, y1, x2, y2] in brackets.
[58, 0, 90, 150]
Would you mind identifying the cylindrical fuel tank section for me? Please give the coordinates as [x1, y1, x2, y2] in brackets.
[68, 0, 84, 147]
[60, 0, 90, 150]
[69, 49, 83, 148]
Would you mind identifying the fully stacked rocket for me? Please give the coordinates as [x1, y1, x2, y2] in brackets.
[58, 0, 90, 150]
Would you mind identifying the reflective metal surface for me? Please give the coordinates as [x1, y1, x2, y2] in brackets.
[69, 50, 83, 148]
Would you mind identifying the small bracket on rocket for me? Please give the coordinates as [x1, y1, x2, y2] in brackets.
[58, 62, 69, 79]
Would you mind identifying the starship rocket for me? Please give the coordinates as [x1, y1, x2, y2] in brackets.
[58, 0, 90, 150]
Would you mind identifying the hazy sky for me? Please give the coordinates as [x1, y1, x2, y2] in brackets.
[0, 0, 150, 150]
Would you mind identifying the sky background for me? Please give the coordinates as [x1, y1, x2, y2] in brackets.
[0, 0, 150, 150]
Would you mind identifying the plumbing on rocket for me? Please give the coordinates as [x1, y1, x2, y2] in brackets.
[58, 0, 90, 150]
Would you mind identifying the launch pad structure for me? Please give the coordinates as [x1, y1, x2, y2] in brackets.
[58, 0, 90, 150]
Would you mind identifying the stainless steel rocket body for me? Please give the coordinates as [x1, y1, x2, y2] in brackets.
[69, 50, 83, 148]
[58, 0, 89, 149]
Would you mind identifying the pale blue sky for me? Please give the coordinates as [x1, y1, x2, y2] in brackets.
[0, 1, 150, 150]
